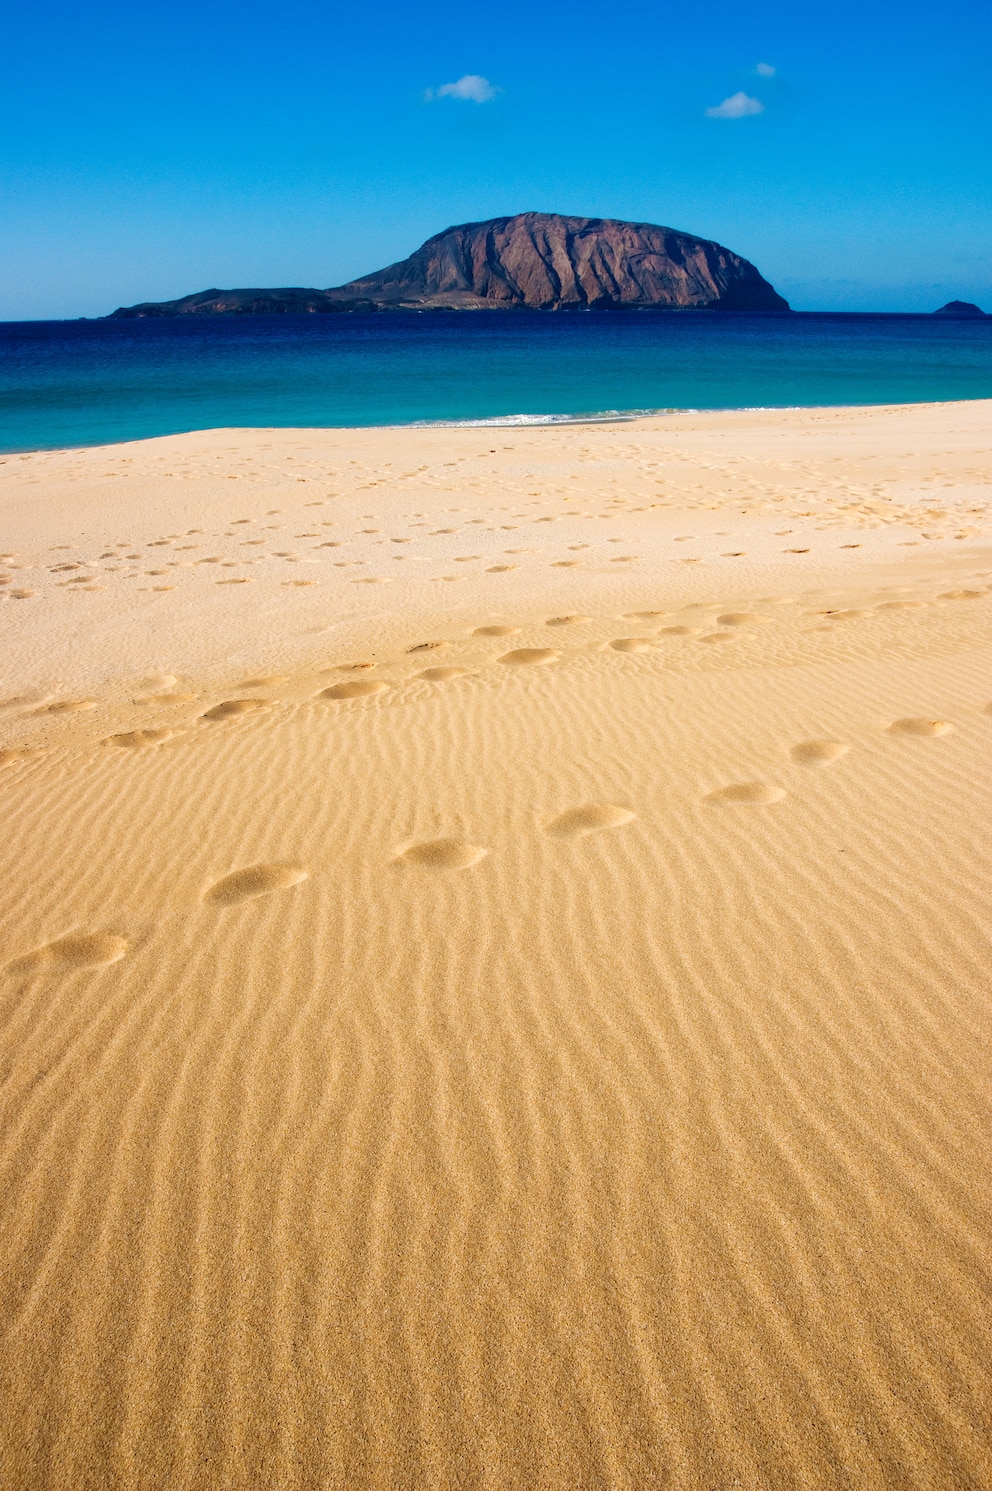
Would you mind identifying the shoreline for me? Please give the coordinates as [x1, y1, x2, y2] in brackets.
[2, 392, 990, 458]
[3, 400, 991, 701]
[5, 306, 990, 324]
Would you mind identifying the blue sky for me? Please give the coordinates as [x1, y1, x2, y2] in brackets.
[1, 0, 989, 318]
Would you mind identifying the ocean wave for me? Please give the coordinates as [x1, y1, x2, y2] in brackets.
[407, 409, 678, 428]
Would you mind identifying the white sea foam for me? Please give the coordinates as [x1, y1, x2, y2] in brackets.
[409, 409, 677, 428]
[404, 405, 807, 430]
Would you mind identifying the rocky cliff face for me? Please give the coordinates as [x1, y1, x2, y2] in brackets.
[110, 213, 788, 316]
[330, 213, 789, 311]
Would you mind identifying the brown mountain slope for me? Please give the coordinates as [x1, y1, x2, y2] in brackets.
[110, 212, 789, 316]
[330, 212, 789, 311]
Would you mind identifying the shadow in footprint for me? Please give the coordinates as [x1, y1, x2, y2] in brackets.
[704, 783, 785, 804]
[8, 933, 128, 975]
[887, 718, 953, 736]
[201, 699, 270, 721]
[498, 649, 559, 667]
[394, 839, 488, 869]
[41, 700, 96, 714]
[204, 864, 308, 905]
[319, 680, 388, 700]
[546, 805, 636, 838]
[104, 729, 174, 748]
[790, 741, 849, 766]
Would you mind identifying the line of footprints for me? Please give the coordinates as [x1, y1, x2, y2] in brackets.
[5, 586, 987, 761]
[4, 690, 973, 976]
[5, 626, 969, 769]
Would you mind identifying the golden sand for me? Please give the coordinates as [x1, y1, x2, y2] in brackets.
[1, 402, 990, 1488]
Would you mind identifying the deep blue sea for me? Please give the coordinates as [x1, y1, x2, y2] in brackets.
[1, 312, 991, 453]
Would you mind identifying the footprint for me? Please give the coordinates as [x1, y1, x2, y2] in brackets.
[486, 565, 516, 573]
[319, 679, 388, 700]
[699, 632, 734, 643]
[406, 641, 449, 653]
[887, 718, 954, 736]
[546, 615, 592, 626]
[137, 673, 178, 691]
[623, 610, 668, 620]
[939, 590, 982, 600]
[474, 625, 520, 637]
[658, 626, 701, 636]
[104, 729, 174, 748]
[546, 805, 636, 837]
[609, 638, 653, 652]
[790, 740, 850, 766]
[704, 783, 786, 805]
[716, 613, 769, 626]
[42, 699, 96, 714]
[877, 600, 923, 610]
[204, 863, 308, 905]
[201, 699, 270, 721]
[0, 747, 45, 766]
[239, 675, 287, 687]
[1, 692, 50, 712]
[8, 933, 129, 975]
[395, 838, 488, 870]
[498, 648, 559, 667]
[418, 667, 475, 682]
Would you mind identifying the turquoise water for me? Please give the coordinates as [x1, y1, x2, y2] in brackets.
[1, 312, 991, 453]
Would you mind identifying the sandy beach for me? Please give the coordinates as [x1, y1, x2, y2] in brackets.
[1, 400, 989, 1489]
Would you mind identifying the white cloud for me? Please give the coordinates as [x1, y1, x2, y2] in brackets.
[424, 74, 498, 104]
[705, 91, 765, 119]
[755, 62, 776, 77]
